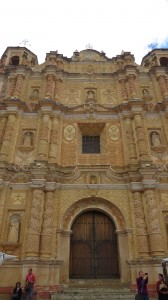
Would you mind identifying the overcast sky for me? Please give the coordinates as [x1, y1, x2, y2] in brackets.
[1, 0, 168, 64]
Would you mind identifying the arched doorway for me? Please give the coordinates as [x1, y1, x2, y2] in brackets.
[69, 210, 119, 279]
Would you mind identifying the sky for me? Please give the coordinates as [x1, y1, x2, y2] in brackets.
[1, 0, 168, 65]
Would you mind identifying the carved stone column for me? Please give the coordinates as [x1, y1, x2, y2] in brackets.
[133, 192, 150, 257]
[40, 189, 54, 258]
[157, 75, 168, 98]
[45, 74, 54, 98]
[144, 189, 164, 256]
[8, 76, 16, 97]
[0, 114, 17, 161]
[119, 78, 128, 101]
[127, 75, 137, 98]
[54, 78, 63, 101]
[134, 114, 149, 161]
[124, 118, 137, 164]
[49, 116, 59, 163]
[25, 188, 44, 257]
[14, 74, 24, 98]
[37, 114, 50, 160]
[0, 116, 8, 148]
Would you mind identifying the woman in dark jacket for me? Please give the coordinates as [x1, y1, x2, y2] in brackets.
[136, 271, 149, 300]
[12, 282, 22, 300]
[156, 274, 168, 300]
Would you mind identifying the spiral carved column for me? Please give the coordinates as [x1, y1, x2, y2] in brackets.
[8, 76, 16, 97]
[124, 117, 137, 164]
[25, 188, 44, 257]
[127, 74, 137, 98]
[134, 114, 149, 161]
[37, 114, 50, 160]
[157, 75, 168, 98]
[0, 116, 8, 149]
[40, 190, 54, 258]
[49, 116, 59, 163]
[144, 189, 164, 256]
[0, 114, 17, 161]
[133, 192, 150, 257]
[119, 78, 128, 101]
[14, 74, 24, 98]
[54, 78, 63, 101]
[45, 74, 54, 98]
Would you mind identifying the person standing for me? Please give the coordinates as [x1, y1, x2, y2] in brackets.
[156, 273, 168, 300]
[136, 271, 149, 300]
[23, 268, 36, 300]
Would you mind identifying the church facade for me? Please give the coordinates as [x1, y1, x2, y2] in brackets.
[0, 46, 168, 290]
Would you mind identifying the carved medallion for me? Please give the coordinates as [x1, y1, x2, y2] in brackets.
[64, 125, 76, 141]
[109, 125, 120, 141]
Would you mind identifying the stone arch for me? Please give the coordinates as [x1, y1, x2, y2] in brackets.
[59, 197, 130, 283]
[61, 197, 126, 231]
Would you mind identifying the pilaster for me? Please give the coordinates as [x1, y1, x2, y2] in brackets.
[25, 184, 45, 258]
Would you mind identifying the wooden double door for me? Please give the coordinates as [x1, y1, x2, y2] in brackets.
[70, 211, 119, 279]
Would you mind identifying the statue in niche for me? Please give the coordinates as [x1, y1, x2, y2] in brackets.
[7, 217, 20, 243]
[142, 89, 149, 96]
[142, 88, 152, 101]
[86, 90, 96, 103]
[31, 88, 39, 99]
[90, 175, 97, 184]
[151, 131, 161, 147]
[22, 131, 34, 147]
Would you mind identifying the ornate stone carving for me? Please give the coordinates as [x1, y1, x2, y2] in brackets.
[124, 118, 137, 164]
[45, 74, 54, 98]
[0, 114, 16, 161]
[109, 125, 120, 141]
[65, 89, 80, 104]
[157, 75, 168, 98]
[0, 116, 7, 147]
[119, 78, 128, 101]
[133, 192, 150, 257]
[141, 88, 152, 101]
[62, 197, 125, 231]
[144, 189, 164, 256]
[49, 117, 59, 162]
[26, 188, 44, 257]
[14, 74, 24, 97]
[54, 78, 63, 100]
[37, 114, 50, 159]
[40, 191, 54, 257]
[11, 192, 26, 205]
[8, 77, 16, 97]
[101, 89, 117, 105]
[19, 131, 35, 153]
[7, 215, 20, 243]
[30, 87, 40, 100]
[127, 74, 137, 98]
[134, 114, 149, 160]
[64, 125, 76, 141]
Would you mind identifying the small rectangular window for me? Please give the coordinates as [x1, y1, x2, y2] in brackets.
[82, 135, 100, 154]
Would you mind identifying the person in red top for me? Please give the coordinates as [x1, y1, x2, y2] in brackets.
[23, 268, 36, 300]
[156, 273, 168, 300]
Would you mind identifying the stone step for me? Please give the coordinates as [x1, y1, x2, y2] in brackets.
[51, 287, 135, 300]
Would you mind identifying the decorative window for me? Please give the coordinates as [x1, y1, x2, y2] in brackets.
[11, 56, 20, 66]
[160, 57, 168, 67]
[82, 135, 100, 154]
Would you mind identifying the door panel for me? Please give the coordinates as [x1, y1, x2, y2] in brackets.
[70, 211, 119, 279]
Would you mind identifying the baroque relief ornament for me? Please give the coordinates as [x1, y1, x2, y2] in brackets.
[64, 125, 76, 141]
[109, 125, 120, 141]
